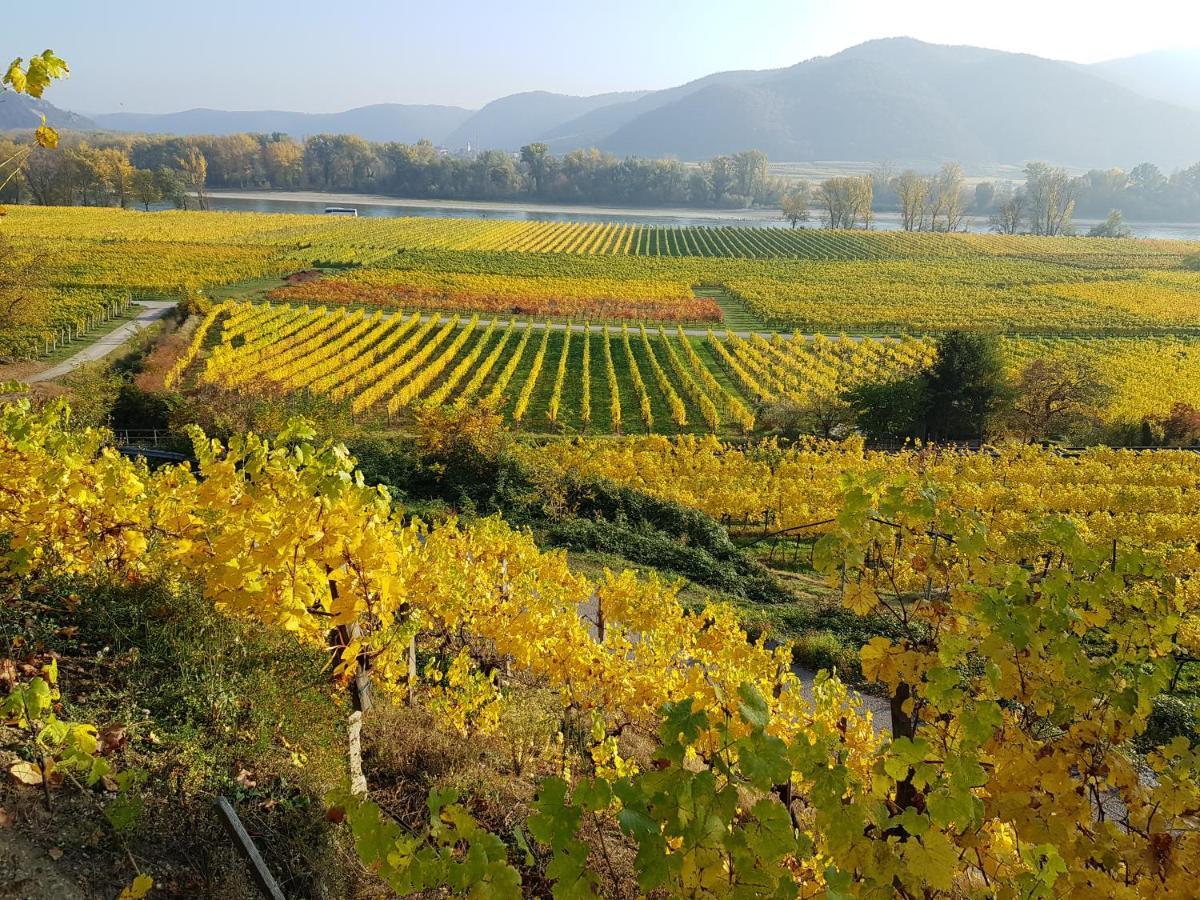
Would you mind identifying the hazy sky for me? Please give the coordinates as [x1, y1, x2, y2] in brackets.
[9, 0, 1199, 113]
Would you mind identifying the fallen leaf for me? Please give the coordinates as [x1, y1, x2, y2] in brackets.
[48, 847, 63, 860]
[101, 774, 119, 793]
[9, 761, 43, 785]
[118, 873, 154, 899]
[0, 807, 12, 827]
[326, 806, 346, 824]
[98, 724, 128, 755]
[235, 768, 256, 789]
[0, 658, 16, 690]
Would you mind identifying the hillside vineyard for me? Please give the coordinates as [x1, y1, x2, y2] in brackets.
[6, 198, 1200, 898]
[182, 301, 1200, 434]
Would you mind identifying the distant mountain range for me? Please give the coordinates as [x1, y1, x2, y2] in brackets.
[1090, 49, 1200, 112]
[441, 90, 648, 152]
[88, 104, 472, 144]
[0, 91, 95, 132]
[13, 38, 1200, 168]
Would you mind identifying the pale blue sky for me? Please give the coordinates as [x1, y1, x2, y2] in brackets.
[9, 0, 1199, 113]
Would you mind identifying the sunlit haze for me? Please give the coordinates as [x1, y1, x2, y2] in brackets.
[9, 0, 1199, 113]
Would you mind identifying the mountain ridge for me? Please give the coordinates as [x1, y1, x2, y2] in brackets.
[1090, 49, 1200, 112]
[88, 103, 473, 144]
[18, 38, 1200, 167]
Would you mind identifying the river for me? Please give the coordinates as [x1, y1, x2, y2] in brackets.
[204, 190, 1200, 240]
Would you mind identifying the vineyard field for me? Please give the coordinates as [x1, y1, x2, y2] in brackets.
[531, 435, 1200, 572]
[273, 249, 1200, 335]
[6, 207, 1200, 340]
[11, 205, 1198, 263]
[186, 301, 1200, 434]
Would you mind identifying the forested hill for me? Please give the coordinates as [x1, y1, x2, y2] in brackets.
[0, 90, 94, 131]
[43, 38, 1200, 168]
[1091, 49, 1200, 112]
[91, 104, 473, 144]
[588, 39, 1200, 167]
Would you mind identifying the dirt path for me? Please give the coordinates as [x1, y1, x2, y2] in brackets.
[0, 823, 86, 899]
[25, 302, 176, 384]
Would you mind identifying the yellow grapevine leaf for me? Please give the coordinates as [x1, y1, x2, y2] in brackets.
[3, 58, 26, 93]
[34, 118, 59, 149]
[118, 873, 154, 899]
[9, 760, 44, 785]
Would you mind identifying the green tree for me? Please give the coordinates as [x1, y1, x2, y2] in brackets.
[924, 331, 1008, 440]
[843, 376, 927, 441]
[520, 142, 550, 195]
[130, 168, 161, 211]
[731, 149, 768, 204]
[154, 167, 187, 209]
[973, 180, 995, 212]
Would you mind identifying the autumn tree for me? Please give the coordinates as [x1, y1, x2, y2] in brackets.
[818, 175, 873, 229]
[1001, 355, 1112, 442]
[1159, 402, 1200, 446]
[929, 161, 968, 232]
[759, 394, 856, 439]
[780, 183, 810, 228]
[1024, 161, 1080, 236]
[262, 136, 304, 188]
[90, 147, 135, 208]
[177, 145, 209, 210]
[891, 169, 931, 231]
[130, 168, 161, 211]
[988, 185, 1025, 234]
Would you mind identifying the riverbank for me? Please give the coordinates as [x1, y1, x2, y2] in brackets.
[204, 190, 1200, 239]
[207, 190, 787, 225]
